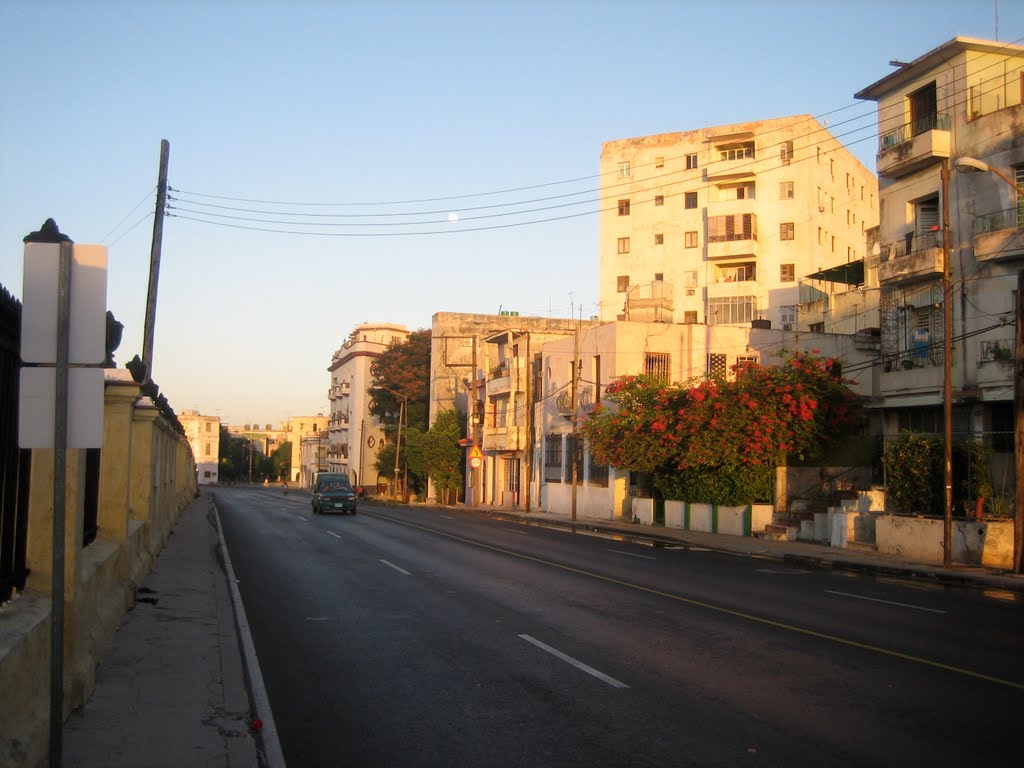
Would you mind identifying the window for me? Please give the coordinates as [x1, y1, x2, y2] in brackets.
[617, 275, 629, 292]
[655, 156, 664, 168]
[587, 448, 609, 487]
[707, 353, 728, 379]
[780, 222, 795, 241]
[205, 422, 211, 432]
[654, 272, 664, 282]
[709, 296, 755, 325]
[685, 231, 698, 248]
[504, 458, 520, 494]
[779, 181, 794, 199]
[717, 263, 755, 282]
[544, 434, 563, 483]
[683, 270, 698, 288]
[654, 195, 664, 206]
[618, 161, 631, 178]
[781, 305, 797, 327]
[683, 311, 698, 324]
[205, 443, 211, 456]
[617, 237, 630, 254]
[684, 191, 697, 209]
[718, 142, 754, 161]
[708, 213, 756, 242]
[780, 263, 795, 282]
[644, 352, 670, 382]
[618, 199, 630, 216]
[655, 233, 664, 245]
[685, 153, 698, 169]
[780, 140, 793, 165]
[909, 81, 938, 136]
[566, 435, 584, 485]
[736, 354, 759, 367]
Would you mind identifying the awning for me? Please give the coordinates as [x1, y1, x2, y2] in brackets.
[805, 259, 865, 286]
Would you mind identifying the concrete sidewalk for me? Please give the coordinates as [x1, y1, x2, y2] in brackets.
[470, 504, 1024, 594]
[61, 491, 266, 768]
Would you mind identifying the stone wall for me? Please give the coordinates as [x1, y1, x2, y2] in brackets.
[0, 371, 197, 768]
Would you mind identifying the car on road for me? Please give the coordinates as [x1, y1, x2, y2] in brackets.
[311, 474, 358, 515]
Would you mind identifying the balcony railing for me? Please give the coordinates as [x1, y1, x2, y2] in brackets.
[878, 113, 951, 151]
[879, 230, 942, 262]
[974, 207, 1024, 235]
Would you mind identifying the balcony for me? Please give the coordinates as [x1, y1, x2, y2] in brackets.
[972, 207, 1024, 262]
[707, 213, 757, 260]
[555, 385, 594, 418]
[485, 358, 526, 397]
[707, 277, 759, 300]
[705, 139, 755, 181]
[482, 424, 527, 452]
[623, 282, 673, 323]
[328, 382, 351, 400]
[876, 114, 951, 179]
[878, 231, 944, 284]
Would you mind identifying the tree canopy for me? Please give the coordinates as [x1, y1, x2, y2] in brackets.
[370, 329, 431, 496]
[581, 353, 860, 505]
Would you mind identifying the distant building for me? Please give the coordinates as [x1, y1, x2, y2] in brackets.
[599, 115, 879, 331]
[179, 409, 220, 484]
[283, 414, 330, 487]
[327, 322, 411, 490]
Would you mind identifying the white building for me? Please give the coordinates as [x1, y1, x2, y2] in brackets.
[534, 322, 879, 520]
[855, 37, 1024, 481]
[599, 115, 879, 332]
[179, 409, 220, 485]
[327, 322, 411, 491]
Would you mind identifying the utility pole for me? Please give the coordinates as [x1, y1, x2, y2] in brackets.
[570, 322, 579, 523]
[1015, 271, 1024, 573]
[141, 139, 169, 384]
[941, 159, 954, 569]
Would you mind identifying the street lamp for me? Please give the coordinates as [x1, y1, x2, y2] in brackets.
[955, 156, 1024, 574]
[954, 157, 1024, 195]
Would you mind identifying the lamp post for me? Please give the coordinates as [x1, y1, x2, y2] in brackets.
[955, 156, 1024, 574]
[379, 387, 408, 501]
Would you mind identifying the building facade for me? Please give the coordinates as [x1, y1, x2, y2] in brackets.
[429, 312, 599, 507]
[535, 321, 879, 520]
[179, 409, 220, 484]
[599, 115, 879, 331]
[855, 36, 1024, 499]
[327, 322, 411, 491]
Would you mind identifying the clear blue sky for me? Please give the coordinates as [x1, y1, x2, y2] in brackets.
[2, 0, 1022, 427]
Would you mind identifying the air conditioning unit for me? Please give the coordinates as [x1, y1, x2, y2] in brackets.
[782, 323, 794, 331]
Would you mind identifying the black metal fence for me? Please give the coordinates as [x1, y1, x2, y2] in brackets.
[0, 284, 30, 604]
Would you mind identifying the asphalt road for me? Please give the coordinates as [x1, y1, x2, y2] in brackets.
[215, 486, 1023, 768]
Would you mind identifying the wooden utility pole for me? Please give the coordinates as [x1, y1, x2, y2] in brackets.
[941, 159, 953, 569]
[1015, 271, 1024, 573]
[141, 139, 169, 383]
[570, 323, 579, 523]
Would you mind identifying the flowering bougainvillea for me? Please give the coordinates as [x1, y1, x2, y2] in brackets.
[581, 354, 861, 505]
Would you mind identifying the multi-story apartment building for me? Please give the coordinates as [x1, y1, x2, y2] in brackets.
[855, 37, 1024, 479]
[179, 409, 220, 485]
[429, 312, 598, 507]
[327, 322, 411, 490]
[599, 116, 879, 332]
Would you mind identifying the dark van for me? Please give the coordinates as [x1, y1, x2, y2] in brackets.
[311, 473, 357, 515]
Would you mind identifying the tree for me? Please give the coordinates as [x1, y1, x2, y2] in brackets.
[582, 353, 860, 505]
[271, 442, 292, 482]
[370, 329, 431, 496]
[421, 409, 464, 504]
